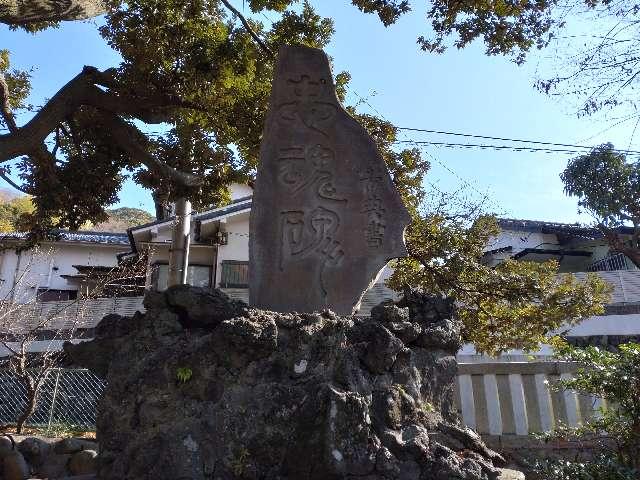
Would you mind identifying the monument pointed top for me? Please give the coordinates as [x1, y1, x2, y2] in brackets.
[250, 45, 410, 315]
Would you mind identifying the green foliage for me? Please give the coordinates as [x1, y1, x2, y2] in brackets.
[106, 207, 154, 226]
[176, 366, 193, 383]
[561, 144, 640, 268]
[268, 2, 335, 49]
[0, 49, 31, 120]
[419, 0, 558, 64]
[531, 341, 640, 477]
[562, 145, 640, 229]
[533, 455, 637, 480]
[0, 194, 34, 231]
[351, 0, 411, 27]
[388, 211, 611, 355]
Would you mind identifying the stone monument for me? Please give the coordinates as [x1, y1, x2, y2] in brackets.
[250, 45, 411, 315]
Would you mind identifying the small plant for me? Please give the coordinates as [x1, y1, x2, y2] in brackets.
[419, 401, 435, 413]
[229, 447, 250, 476]
[176, 367, 193, 384]
[393, 384, 407, 396]
[530, 339, 640, 479]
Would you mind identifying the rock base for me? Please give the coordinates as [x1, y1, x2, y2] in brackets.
[66, 286, 518, 480]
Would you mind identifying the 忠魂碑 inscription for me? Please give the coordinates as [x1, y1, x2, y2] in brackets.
[250, 46, 410, 314]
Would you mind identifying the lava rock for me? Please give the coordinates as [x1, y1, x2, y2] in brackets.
[18, 437, 50, 468]
[3, 449, 30, 480]
[54, 438, 98, 455]
[165, 285, 247, 328]
[69, 450, 98, 476]
[416, 318, 462, 352]
[67, 286, 517, 480]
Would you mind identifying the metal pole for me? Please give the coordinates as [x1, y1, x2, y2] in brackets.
[46, 369, 62, 434]
[168, 198, 192, 287]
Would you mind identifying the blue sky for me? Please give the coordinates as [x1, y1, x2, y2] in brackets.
[0, 2, 636, 223]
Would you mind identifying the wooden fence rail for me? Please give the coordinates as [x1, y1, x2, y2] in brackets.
[455, 362, 603, 436]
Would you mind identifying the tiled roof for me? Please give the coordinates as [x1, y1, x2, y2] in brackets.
[128, 196, 253, 233]
[497, 218, 635, 237]
[0, 231, 131, 246]
[196, 199, 252, 223]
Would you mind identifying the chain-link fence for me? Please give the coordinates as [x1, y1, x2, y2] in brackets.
[0, 368, 104, 429]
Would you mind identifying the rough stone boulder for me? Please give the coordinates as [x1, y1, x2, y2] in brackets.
[65, 287, 513, 480]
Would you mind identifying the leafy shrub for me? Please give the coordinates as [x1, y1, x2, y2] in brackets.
[531, 341, 640, 479]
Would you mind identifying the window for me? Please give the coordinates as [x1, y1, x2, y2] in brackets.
[152, 264, 212, 291]
[220, 261, 249, 288]
[37, 289, 78, 302]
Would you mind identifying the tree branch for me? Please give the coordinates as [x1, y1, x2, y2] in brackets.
[0, 170, 29, 194]
[220, 0, 274, 57]
[599, 223, 640, 268]
[0, 66, 193, 163]
[0, 0, 106, 25]
[0, 73, 18, 133]
[96, 111, 203, 189]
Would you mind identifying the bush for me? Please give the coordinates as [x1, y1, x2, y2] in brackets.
[531, 341, 640, 479]
[533, 455, 637, 480]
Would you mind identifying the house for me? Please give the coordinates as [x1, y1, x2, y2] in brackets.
[127, 184, 253, 301]
[456, 218, 640, 362]
[2, 191, 640, 348]
[483, 218, 638, 273]
[3, 208, 640, 436]
[0, 231, 133, 303]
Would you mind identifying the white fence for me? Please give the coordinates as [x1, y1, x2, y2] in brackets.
[455, 362, 602, 436]
[0, 284, 397, 334]
[575, 269, 640, 304]
[0, 297, 144, 333]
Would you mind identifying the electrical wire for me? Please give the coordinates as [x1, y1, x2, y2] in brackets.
[396, 127, 640, 156]
[393, 140, 631, 156]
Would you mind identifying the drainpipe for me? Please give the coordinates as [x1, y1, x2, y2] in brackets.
[211, 243, 219, 289]
[10, 249, 22, 303]
[168, 197, 192, 287]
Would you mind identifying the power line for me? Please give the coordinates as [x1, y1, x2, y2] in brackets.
[397, 127, 640, 156]
[346, 89, 496, 200]
[400, 137, 500, 210]
[394, 139, 640, 157]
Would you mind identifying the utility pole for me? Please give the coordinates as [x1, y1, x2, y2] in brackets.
[167, 197, 192, 286]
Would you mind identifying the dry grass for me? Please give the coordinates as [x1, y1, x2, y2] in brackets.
[0, 423, 96, 439]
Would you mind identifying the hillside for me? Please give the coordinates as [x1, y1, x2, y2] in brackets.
[0, 194, 154, 233]
[91, 207, 155, 232]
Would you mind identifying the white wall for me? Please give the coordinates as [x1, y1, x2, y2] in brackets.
[486, 230, 559, 256]
[229, 183, 253, 201]
[0, 243, 124, 302]
[215, 211, 250, 286]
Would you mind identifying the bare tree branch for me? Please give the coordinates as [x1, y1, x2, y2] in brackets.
[0, 66, 195, 163]
[0, 170, 29, 194]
